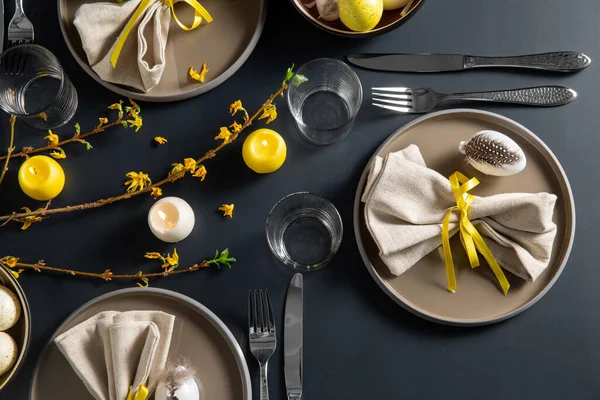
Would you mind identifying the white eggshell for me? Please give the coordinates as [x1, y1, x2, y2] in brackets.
[383, 0, 409, 10]
[316, 0, 339, 20]
[0, 332, 17, 375]
[459, 130, 527, 176]
[155, 376, 200, 400]
[0, 286, 21, 331]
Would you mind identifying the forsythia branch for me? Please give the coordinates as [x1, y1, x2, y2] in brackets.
[0, 115, 16, 187]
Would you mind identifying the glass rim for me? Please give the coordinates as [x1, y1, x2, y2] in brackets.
[265, 191, 344, 271]
[0, 44, 67, 118]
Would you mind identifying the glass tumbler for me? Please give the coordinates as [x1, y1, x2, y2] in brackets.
[0, 44, 78, 130]
[266, 192, 343, 271]
[287, 58, 362, 145]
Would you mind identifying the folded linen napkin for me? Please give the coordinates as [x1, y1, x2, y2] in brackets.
[362, 145, 557, 282]
[73, 0, 171, 92]
[54, 310, 175, 400]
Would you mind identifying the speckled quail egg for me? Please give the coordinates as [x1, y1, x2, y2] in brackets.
[0, 286, 21, 331]
[0, 332, 17, 375]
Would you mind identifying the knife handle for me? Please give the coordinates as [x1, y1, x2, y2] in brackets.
[444, 86, 577, 106]
[465, 52, 591, 72]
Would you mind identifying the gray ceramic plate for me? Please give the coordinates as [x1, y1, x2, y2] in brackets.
[58, 0, 267, 102]
[354, 109, 575, 326]
[29, 288, 251, 399]
[0, 265, 31, 392]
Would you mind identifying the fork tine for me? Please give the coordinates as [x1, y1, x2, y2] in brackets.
[248, 290, 254, 334]
[372, 102, 412, 113]
[372, 97, 412, 106]
[259, 289, 268, 333]
[372, 87, 412, 93]
[264, 290, 275, 333]
[252, 290, 260, 333]
[371, 92, 412, 100]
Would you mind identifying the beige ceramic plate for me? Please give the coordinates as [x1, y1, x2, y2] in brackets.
[58, 0, 266, 102]
[354, 109, 575, 326]
[0, 265, 31, 392]
[30, 288, 250, 399]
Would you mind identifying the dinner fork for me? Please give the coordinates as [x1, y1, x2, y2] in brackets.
[372, 85, 577, 114]
[7, 0, 34, 47]
[248, 289, 276, 400]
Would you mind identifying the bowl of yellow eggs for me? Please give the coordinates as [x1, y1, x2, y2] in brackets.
[0, 264, 31, 391]
[291, 0, 426, 36]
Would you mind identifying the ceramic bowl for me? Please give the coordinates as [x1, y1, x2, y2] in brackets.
[289, 0, 427, 37]
[0, 264, 31, 391]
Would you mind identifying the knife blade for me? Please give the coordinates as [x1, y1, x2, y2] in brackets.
[0, 0, 4, 53]
[284, 273, 303, 400]
[347, 51, 591, 73]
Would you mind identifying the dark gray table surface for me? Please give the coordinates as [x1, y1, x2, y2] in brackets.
[1, 0, 599, 398]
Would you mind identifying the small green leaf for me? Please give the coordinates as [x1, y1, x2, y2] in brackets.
[136, 272, 149, 288]
[120, 120, 129, 128]
[283, 64, 295, 84]
[207, 248, 236, 270]
[291, 73, 308, 87]
[77, 139, 93, 150]
[74, 122, 81, 135]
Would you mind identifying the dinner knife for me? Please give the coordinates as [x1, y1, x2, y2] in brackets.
[0, 0, 4, 53]
[284, 273, 303, 400]
[347, 51, 591, 73]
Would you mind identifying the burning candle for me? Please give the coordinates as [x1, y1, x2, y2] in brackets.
[18, 155, 65, 201]
[148, 197, 195, 243]
[242, 128, 287, 173]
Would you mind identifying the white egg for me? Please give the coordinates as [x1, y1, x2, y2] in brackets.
[382, 0, 409, 10]
[0, 286, 21, 331]
[155, 375, 201, 400]
[0, 332, 17, 375]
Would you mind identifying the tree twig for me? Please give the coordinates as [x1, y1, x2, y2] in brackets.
[0, 115, 16, 187]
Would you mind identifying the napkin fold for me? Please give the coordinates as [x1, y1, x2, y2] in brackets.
[73, 0, 171, 92]
[362, 145, 558, 282]
[55, 310, 175, 400]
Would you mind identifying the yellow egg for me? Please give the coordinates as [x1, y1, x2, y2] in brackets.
[242, 129, 287, 174]
[382, 0, 409, 10]
[339, 0, 383, 32]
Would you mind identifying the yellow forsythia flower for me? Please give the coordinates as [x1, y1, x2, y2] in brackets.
[125, 171, 152, 192]
[219, 204, 234, 218]
[38, 112, 48, 121]
[108, 100, 123, 110]
[136, 272, 149, 287]
[189, 62, 209, 83]
[144, 252, 163, 259]
[170, 163, 184, 176]
[229, 100, 244, 116]
[193, 165, 207, 181]
[229, 121, 243, 134]
[0, 256, 18, 268]
[258, 104, 277, 124]
[98, 117, 109, 124]
[49, 147, 66, 160]
[45, 130, 59, 146]
[183, 158, 198, 173]
[9, 269, 23, 279]
[162, 249, 179, 270]
[154, 136, 168, 145]
[215, 127, 231, 143]
[150, 187, 162, 199]
[19, 207, 43, 230]
[127, 112, 143, 132]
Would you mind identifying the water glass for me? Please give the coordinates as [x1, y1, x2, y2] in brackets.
[287, 58, 362, 145]
[0, 44, 78, 130]
[266, 192, 343, 271]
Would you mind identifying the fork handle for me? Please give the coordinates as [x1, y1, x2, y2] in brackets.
[465, 52, 591, 72]
[443, 86, 576, 107]
[260, 362, 270, 400]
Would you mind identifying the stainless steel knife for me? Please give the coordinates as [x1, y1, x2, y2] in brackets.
[0, 0, 4, 53]
[347, 51, 591, 73]
[284, 273, 303, 400]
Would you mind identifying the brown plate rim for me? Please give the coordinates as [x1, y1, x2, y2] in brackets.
[28, 287, 251, 399]
[0, 265, 32, 392]
[352, 108, 576, 327]
[57, 0, 268, 102]
[288, 0, 426, 37]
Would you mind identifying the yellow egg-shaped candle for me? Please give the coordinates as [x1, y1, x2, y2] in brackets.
[18, 155, 65, 201]
[339, 0, 383, 32]
[242, 129, 287, 174]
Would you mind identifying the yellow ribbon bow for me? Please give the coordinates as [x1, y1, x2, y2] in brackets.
[110, 0, 213, 68]
[126, 384, 149, 400]
[441, 171, 510, 295]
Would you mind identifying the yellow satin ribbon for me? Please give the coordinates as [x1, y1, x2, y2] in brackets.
[126, 384, 149, 400]
[441, 171, 510, 295]
[110, 0, 213, 68]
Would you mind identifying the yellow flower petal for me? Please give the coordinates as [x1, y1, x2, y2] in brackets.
[124, 171, 152, 192]
[127, 112, 143, 132]
[229, 121, 243, 134]
[154, 136, 168, 145]
[150, 187, 162, 199]
[162, 248, 179, 270]
[183, 158, 197, 173]
[215, 127, 232, 143]
[144, 252, 162, 259]
[0, 256, 18, 268]
[229, 100, 244, 116]
[189, 62, 209, 83]
[193, 165, 207, 181]
[258, 104, 277, 124]
[219, 204, 234, 218]
[9, 269, 23, 279]
[99, 117, 109, 124]
[49, 147, 66, 159]
[44, 130, 59, 146]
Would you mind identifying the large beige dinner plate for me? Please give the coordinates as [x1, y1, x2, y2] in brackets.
[58, 0, 266, 101]
[354, 109, 575, 326]
[30, 288, 251, 399]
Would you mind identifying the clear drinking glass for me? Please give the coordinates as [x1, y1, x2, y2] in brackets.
[287, 58, 362, 145]
[0, 44, 78, 130]
[266, 192, 343, 271]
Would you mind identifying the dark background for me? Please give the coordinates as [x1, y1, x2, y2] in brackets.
[2, 0, 599, 398]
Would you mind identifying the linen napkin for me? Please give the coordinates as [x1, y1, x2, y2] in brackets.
[362, 145, 558, 282]
[54, 310, 175, 400]
[73, 0, 171, 92]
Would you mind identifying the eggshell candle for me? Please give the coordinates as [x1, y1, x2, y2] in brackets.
[242, 129, 287, 174]
[148, 197, 195, 243]
[0, 286, 21, 331]
[0, 332, 17, 376]
[18, 155, 65, 201]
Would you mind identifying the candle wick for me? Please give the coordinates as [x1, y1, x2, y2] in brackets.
[29, 167, 37, 175]
[157, 210, 167, 220]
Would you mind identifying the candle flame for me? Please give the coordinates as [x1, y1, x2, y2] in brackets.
[157, 210, 167, 220]
[28, 167, 37, 175]
[262, 140, 268, 147]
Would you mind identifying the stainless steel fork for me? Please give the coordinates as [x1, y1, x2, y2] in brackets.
[248, 289, 276, 400]
[7, 0, 34, 47]
[372, 85, 577, 114]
